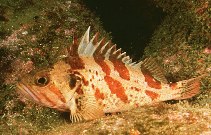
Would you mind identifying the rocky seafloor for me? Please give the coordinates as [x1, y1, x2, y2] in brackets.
[0, 0, 210, 134]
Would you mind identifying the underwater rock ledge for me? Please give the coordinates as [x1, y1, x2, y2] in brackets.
[0, 0, 210, 134]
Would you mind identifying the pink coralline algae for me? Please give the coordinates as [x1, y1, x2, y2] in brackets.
[1, 24, 29, 47]
[203, 46, 211, 54]
[4, 60, 34, 84]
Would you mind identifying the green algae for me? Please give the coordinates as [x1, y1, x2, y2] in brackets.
[0, 0, 211, 134]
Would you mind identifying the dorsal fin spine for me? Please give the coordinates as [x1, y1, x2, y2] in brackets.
[113, 48, 122, 59]
[114, 48, 121, 54]
[129, 62, 137, 66]
[134, 61, 143, 67]
[125, 59, 133, 64]
[76, 27, 138, 67]
[117, 52, 126, 59]
[104, 44, 116, 59]
[100, 41, 110, 55]
[100, 41, 110, 54]
[122, 56, 130, 63]
[78, 27, 90, 54]
[90, 38, 104, 56]
[83, 33, 97, 56]
[110, 44, 117, 54]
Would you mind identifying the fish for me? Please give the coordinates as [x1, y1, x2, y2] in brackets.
[16, 27, 203, 123]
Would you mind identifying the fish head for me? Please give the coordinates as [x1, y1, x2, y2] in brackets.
[16, 61, 84, 112]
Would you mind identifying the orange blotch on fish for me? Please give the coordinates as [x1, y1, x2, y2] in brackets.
[134, 87, 141, 92]
[95, 88, 105, 100]
[134, 80, 139, 83]
[49, 84, 66, 103]
[91, 84, 95, 89]
[39, 91, 57, 106]
[82, 77, 89, 86]
[94, 55, 111, 76]
[67, 39, 85, 70]
[104, 75, 128, 103]
[145, 90, 159, 100]
[129, 94, 134, 98]
[170, 82, 177, 90]
[76, 84, 83, 95]
[110, 59, 130, 80]
[142, 71, 162, 89]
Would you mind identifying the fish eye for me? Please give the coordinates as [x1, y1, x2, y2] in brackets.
[35, 76, 50, 86]
[69, 74, 81, 88]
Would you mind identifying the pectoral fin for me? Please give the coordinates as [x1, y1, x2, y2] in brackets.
[79, 93, 104, 121]
[68, 97, 83, 123]
[68, 90, 104, 123]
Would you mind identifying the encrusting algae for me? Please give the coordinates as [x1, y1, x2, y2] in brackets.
[0, 0, 211, 134]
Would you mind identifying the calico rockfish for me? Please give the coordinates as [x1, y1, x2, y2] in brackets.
[17, 27, 203, 122]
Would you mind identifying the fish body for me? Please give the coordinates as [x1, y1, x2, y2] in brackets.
[17, 27, 202, 122]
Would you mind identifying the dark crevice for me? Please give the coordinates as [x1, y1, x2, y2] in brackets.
[83, 0, 166, 61]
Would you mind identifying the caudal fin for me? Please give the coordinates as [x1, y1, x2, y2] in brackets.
[173, 75, 206, 100]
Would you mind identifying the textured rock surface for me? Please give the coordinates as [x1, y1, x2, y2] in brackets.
[0, 0, 210, 134]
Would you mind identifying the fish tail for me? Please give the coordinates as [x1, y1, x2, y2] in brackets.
[173, 75, 206, 100]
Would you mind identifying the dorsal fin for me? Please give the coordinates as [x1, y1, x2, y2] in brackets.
[83, 32, 98, 56]
[78, 27, 90, 54]
[76, 27, 133, 66]
[139, 58, 168, 84]
[70, 27, 168, 84]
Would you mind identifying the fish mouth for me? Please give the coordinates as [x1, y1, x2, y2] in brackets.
[16, 82, 40, 102]
[17, 83, 69, 111]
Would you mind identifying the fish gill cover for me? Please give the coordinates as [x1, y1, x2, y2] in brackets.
[0, 0, 210, 134]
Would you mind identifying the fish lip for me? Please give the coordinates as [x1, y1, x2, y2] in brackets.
[16, 82, 40, 102]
